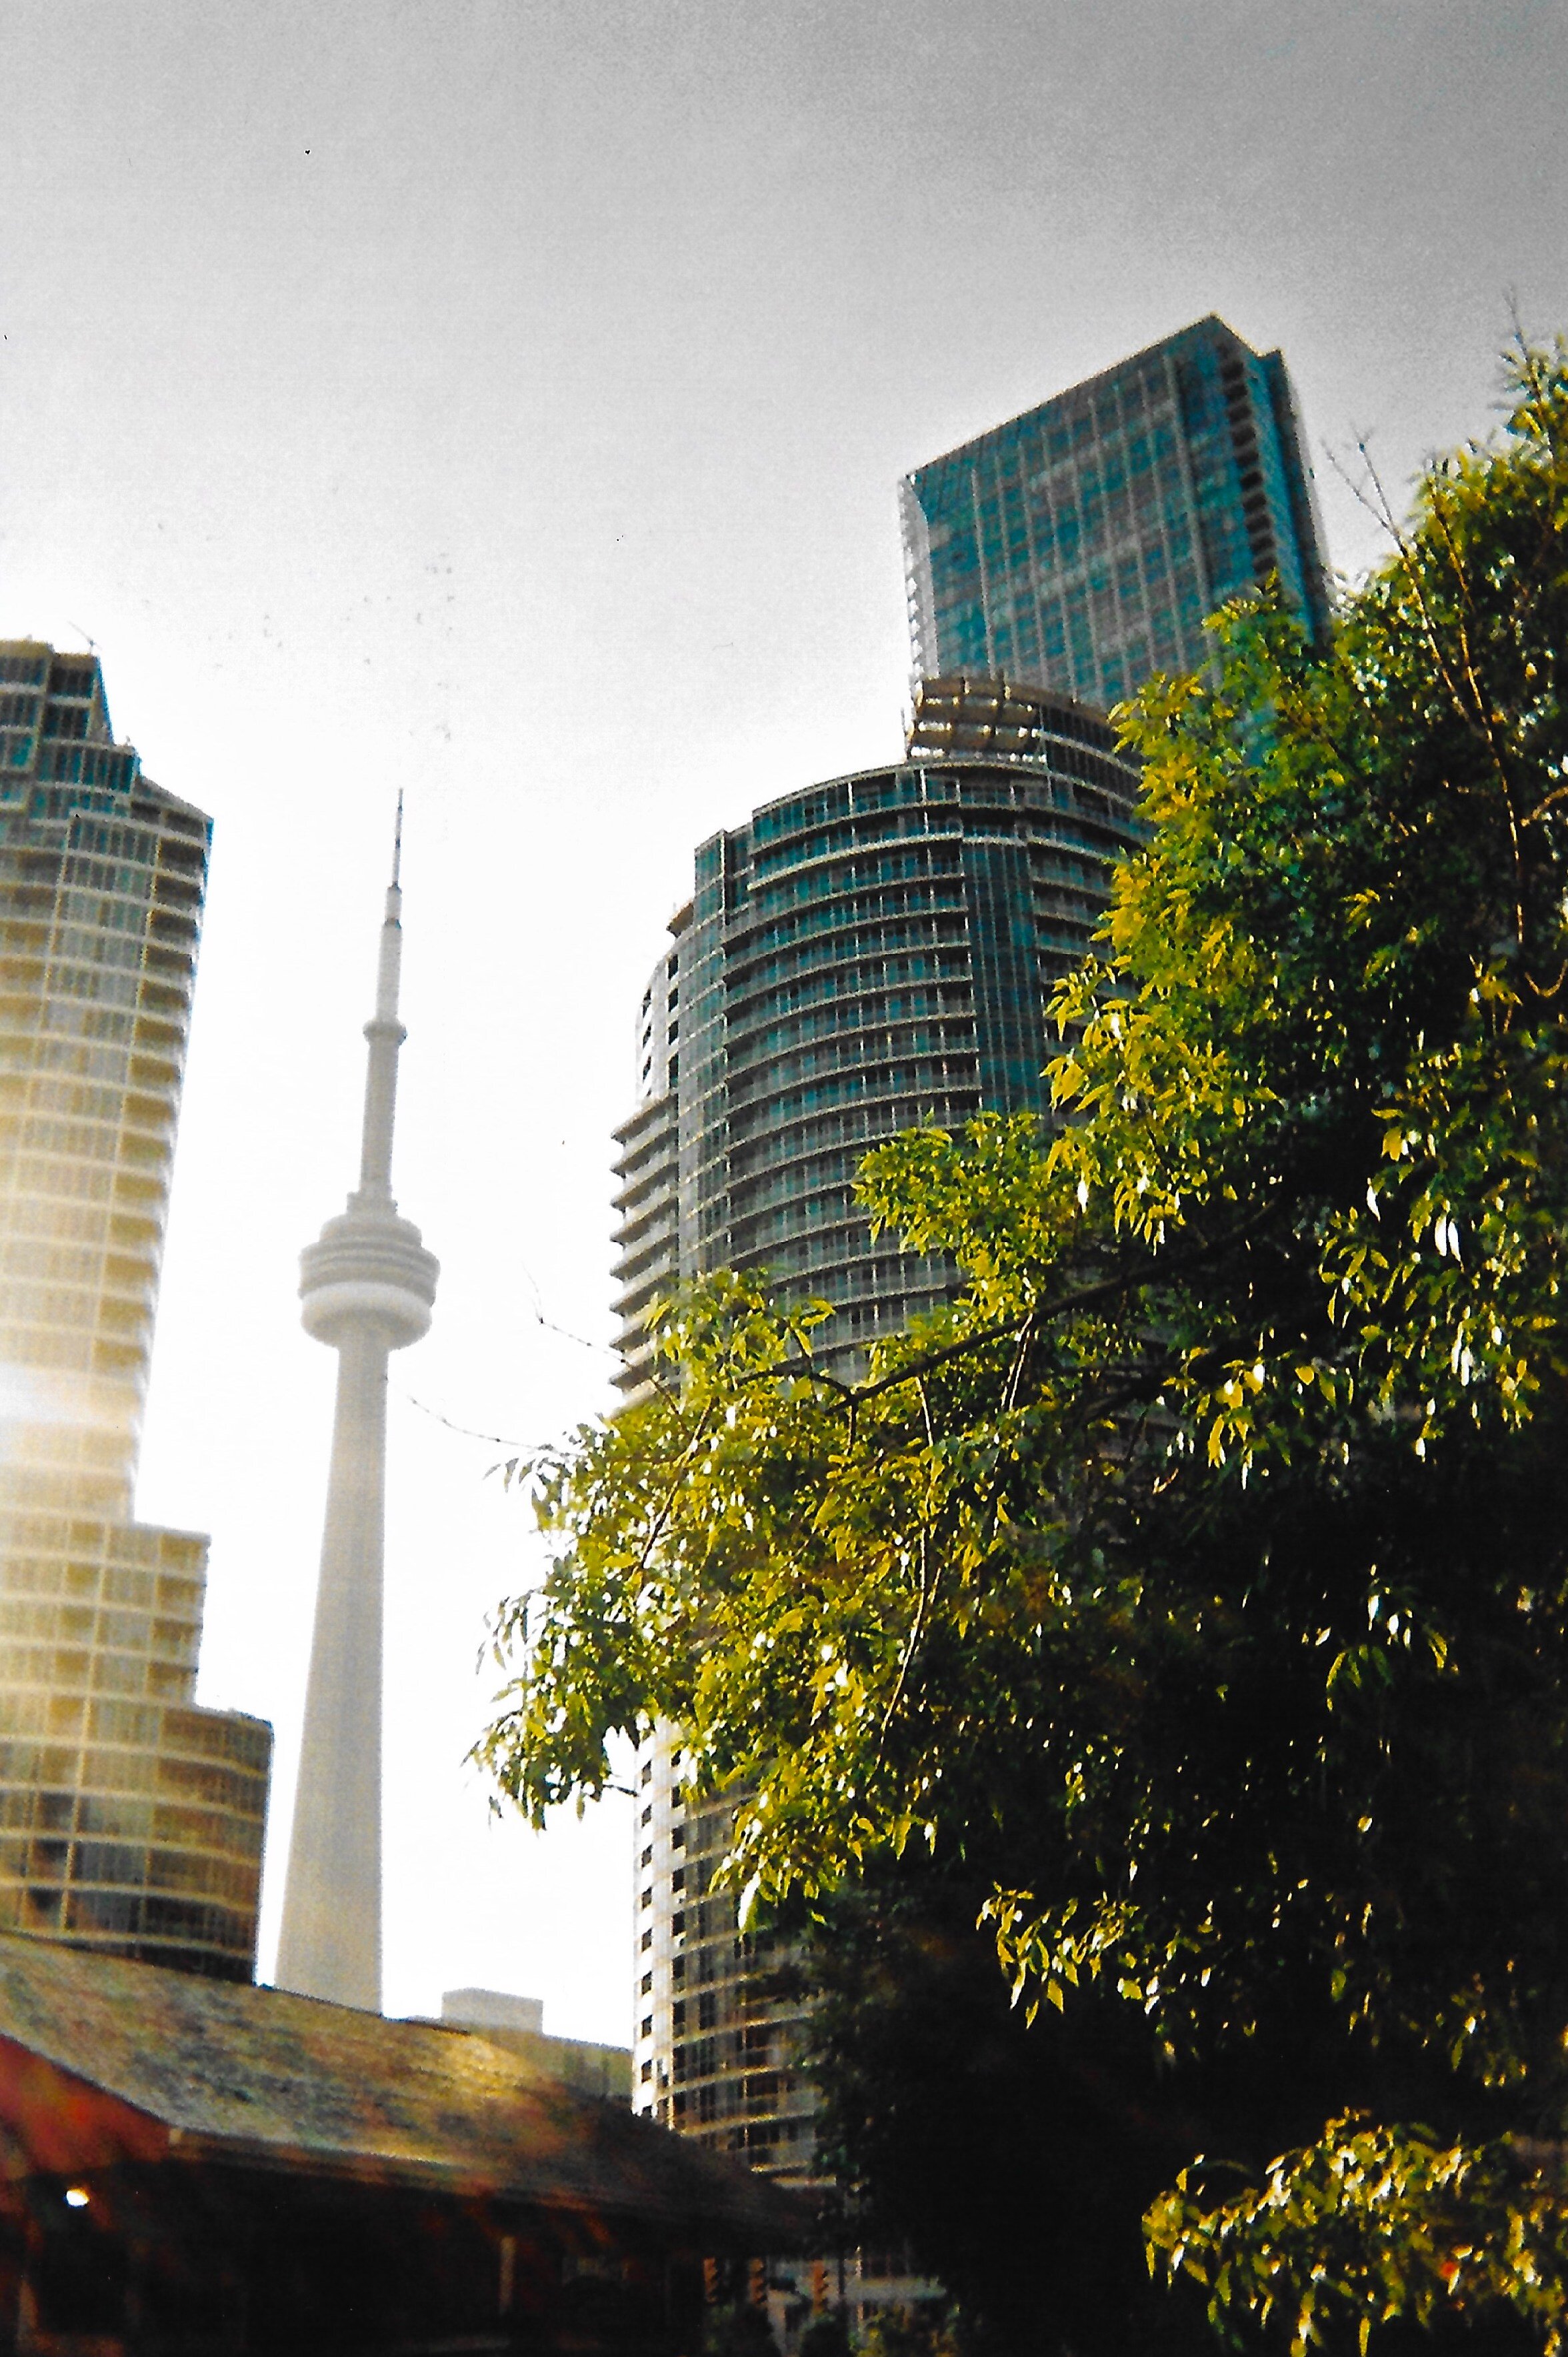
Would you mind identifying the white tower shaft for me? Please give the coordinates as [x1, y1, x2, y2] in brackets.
[276, 809, 438, 2012]
[277, 1326, 388, 2006]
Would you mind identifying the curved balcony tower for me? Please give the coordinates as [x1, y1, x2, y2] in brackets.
[0, 641, 271, 1984]
[275, 807, 437, 2012]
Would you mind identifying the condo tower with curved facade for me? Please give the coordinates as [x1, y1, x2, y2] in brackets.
[0, 641, 271, 1981]
[617, 677, 1142, 2184]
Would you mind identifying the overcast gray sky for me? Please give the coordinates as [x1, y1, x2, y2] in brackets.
[1, 0, 1563, 2039]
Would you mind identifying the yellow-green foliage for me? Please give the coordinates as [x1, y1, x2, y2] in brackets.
[477, 341, 1568, 2349]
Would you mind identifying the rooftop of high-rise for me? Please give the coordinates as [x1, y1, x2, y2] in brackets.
[899, 314, 1330, 711]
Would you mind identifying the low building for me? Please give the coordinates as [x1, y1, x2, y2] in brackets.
[0, 1935, 805, 2354]
[441, 1986, 634, 2102]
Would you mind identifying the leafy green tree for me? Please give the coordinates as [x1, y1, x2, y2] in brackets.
[797, 2316, 854, 2357]
[855, 2303, 971, 2357]
[706, 2301, 781, 2357]
[478, 341, 1568, 2351]
[794, 1858, 1222, 2352]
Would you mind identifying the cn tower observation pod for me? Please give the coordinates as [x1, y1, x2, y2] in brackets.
[300, 1198, 437, 1352]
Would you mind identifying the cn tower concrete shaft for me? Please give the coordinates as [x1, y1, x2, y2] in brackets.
[276, 818, 438, 2012]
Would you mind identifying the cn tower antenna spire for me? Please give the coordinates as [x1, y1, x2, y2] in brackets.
[359, 799, 409, 1203]
[276, 807, 439, 2013]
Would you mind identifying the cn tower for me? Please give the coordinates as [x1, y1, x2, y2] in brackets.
[276, 804, 438, 2012]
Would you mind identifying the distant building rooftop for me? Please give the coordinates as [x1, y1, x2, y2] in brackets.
[443, 1986, 546, 2035]
[899, 314, 1331, 710]
[904, 670, 1127, 763]
[439, 1985, 633, 2101]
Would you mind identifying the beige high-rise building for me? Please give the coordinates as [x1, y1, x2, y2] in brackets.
[0, 642, 270, 1980]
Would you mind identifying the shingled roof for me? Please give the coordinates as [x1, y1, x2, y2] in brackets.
[0, 1936, 805, 2246]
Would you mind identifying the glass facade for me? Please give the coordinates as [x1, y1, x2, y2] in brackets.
[615, 319, 1328, 2334]
[635, 1746, 819, 2171]
[0, 643, 269, 1980]
[900, 315, 1330, 710]
[617, 679, 1141, 1389]
[615, 683, 1142, 2287]
[611, 917, 686, 1397]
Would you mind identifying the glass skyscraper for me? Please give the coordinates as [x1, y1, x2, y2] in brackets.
[615, 678, 1141, 1398]
[615, 682, 1142, 2290]
[900, 315, 1329, 710]
[0, 643, 269, 1980]
[616, 319, 1329, 2340]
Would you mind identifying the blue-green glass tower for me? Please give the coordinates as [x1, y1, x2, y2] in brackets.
[900, 316, 1329, 709]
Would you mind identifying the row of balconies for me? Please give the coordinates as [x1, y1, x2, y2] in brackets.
[0, 1638, 192, 1694]
[724, 1083, 980, 1187]
[672, 2027, 783, 2082]
[0, 1881, 255, 1958]
[727, 1022, 977, 1105]
[64, 1793, 265, 1859]
[0, 1599, 197, 1654]
[0, 1257, 159, 1307]
[0, 1302, 155, 1356]
[612, 1162, 676, 1248]
[725, 1055, 984, 1141]
[612, 1085, 675, 1151]
[0, 1834, 257, 1903]
[613, 1206, 675, 1284]
[612, 1267, 674, 1346]
[612, 1132, 677, 1211]
[724, 985, 976, 1069]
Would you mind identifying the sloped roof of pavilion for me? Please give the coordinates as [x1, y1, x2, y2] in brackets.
[0, 1935, 805, 2247]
